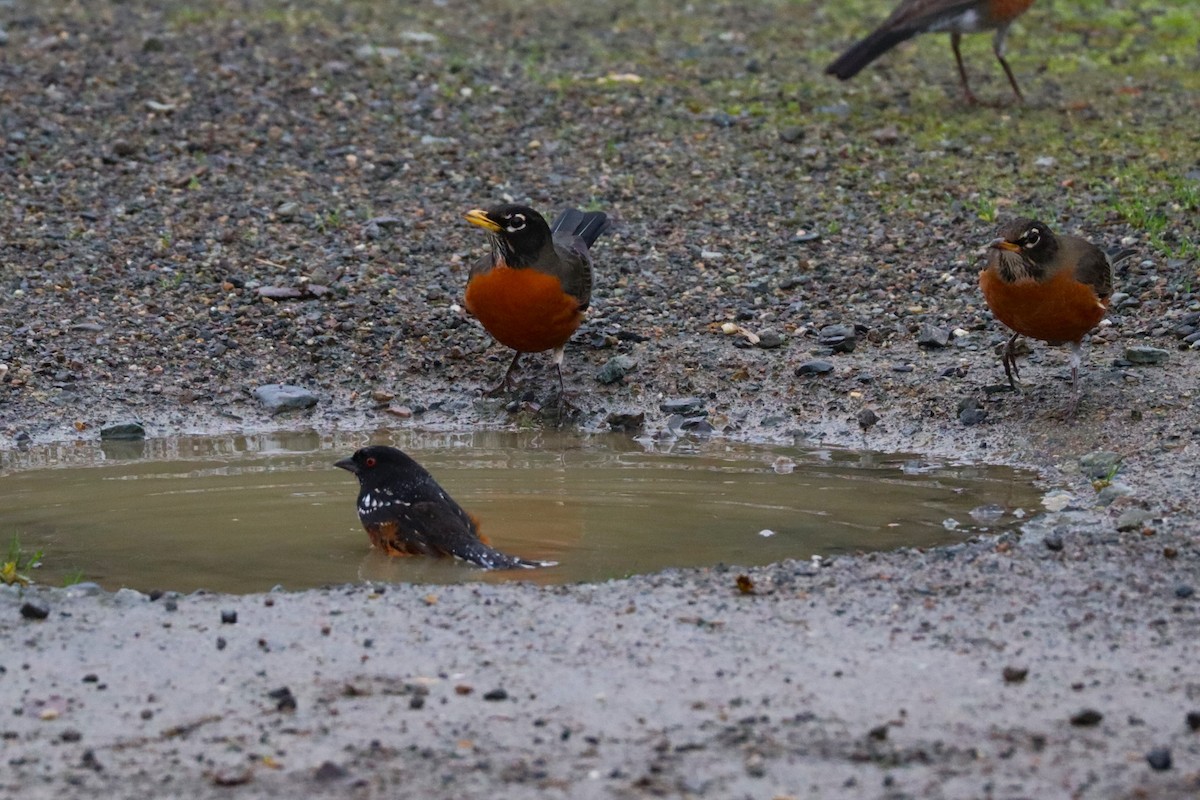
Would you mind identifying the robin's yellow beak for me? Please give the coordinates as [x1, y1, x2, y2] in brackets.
[465, 209, 502, 233]
[989, 238, 1021, 253]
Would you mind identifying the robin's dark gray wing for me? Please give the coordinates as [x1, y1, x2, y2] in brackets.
[1063, 236, 1114, 300]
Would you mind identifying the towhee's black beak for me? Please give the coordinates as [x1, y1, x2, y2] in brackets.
[333, 457, 357, 474]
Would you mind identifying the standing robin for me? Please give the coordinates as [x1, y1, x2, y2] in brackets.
[335, 445, 555, 569]
[980, 218, 1116, 416]
[464, 203, 610, 398]
[825, 0, 1036, 104]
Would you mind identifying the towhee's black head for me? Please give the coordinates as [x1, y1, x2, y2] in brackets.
[334, 445, 429, 495]
[464, 204, 553, 268]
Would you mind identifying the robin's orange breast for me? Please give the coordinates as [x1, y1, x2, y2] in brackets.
[980, 267, 1108, 344]
[465, 265, 584, 353]
[983, 0, 1036, 25]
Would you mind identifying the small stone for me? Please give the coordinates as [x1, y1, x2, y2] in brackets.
[870, 125, 900, 145]
[1079, 451, 1122, 480]
[1069, 708, 1103, 727]
[111, 139, 138, 158]
[268, 686, 297, 712]
[1123, 346, 1169, 365]
[958, 398, 987, 426]
[755, 329, 784, 349]
[856, 409, 879, 431]
[1145, 747, 1172, 771]
[253, 384, 318, 414]
[659, 397, 706, 415]
[606, 411, 645, 432]
[20, 600, 50, 620]
[221, 610, 237, 624]
[275, 201, 299, 220]
[1002, 666, 1029, 683]
[1116, 508, 1156, 532]
[596, 355, 637, 385]
[1174, 584, 1194, 599]
[483, 688, 509, 702]
[409, 694, 426, 710]
[817, 324, 856, 353]
[1043, 532, 1064, 552]
[795, 359, 834, 376]
[916, 324, 950, 348]
[1096, 482, 1133, 506]
[60, 729, 83, 742]
[1185, 711, 1200, 731]
[99, 422, 146, 441]
[314, 761, 349, 781]
[778, 126, 804, 144]
[216, 637, 226, 650]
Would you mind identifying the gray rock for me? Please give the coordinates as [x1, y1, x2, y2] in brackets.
[596, 355, 637, 385]
[917, 324, 950, 348]
[755, 329, 785, 349]
[817, 324, 856, 353]
[275, 201, 299, 221]
[795, 359, 833, 376]
[1146, 747, 1172, 771]
[100, 422, 146, 441]
[1123, 346, 1169, 365]
[606, 411, 645, 432]
[21, 600, 50, 620]
[254, 384, 318, 414]
[1079, 450, 1122, 480]
[1116, 508, 1156, 532]
[1096, 482, 1133, 506]
[659, 397, 705, 415]
[856, 409, 879, 431]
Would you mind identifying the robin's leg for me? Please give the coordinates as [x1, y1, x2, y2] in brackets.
[992, 27, 1024, 103]
[1064, 341, 1084, 418]
[551, 345, 579, 413]
[951, 33, 981, 105]
[484, 351, 522, 397]
[1002, 332, 1023, 391]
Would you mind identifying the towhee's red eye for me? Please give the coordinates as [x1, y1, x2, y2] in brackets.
[364, 457, 377, 468]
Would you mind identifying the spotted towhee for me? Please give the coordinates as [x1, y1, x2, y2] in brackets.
[335, 445, 555, 569]
[464, 203, 610, 397]
[981, 217, 1118, 415]
[826, 0, 1035, 104]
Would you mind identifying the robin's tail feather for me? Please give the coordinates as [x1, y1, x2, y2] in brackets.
[454, 539, 557, 570]
[551, 208, 611, 249]
[826, 27, 918, 80]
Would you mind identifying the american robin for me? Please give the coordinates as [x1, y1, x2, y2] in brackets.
[980, 218, 1116, 415]
[464, 203, 610, 397]
[334, 445, 555, 569]
[825, 0, 1035, 104]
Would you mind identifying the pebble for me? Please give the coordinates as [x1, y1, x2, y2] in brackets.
[606, 411, 645, 432]
[1186, 711, 1200, 731]
[856, 409, 878, 431]
[1079, 451, 1122, 480]
[275, 201, 299, 220]
[596, 355, 637, 385]
[1116, 508, 1156, 532]
[795, 359, 833, 376]
[253, 384, 318, 414]
[778, 127, 804, 144]
[755, 329, 784, 349]
[916, 324, 950, 349]
[1043, 532, 1064, 552]
[817, 324, 856, 353]
[314, 761, 349, 781]
[1123, 346, 1169, 365]
[483, 688, 509, 701]
[1001, 666, 1028, 683]
[1145, 747, 1172, 771]
[957, 398, 986, 426]
[659, 397, 706, 416]
[221, 610, 238, 624]
[99, 422, 146, 441]
[1096, 482, 1133, 506]
[21, 600, 50, 620]
[268, 686, 297, 712]
[1174, 584, 1194, 599]
[1069, 708, 1103, 727]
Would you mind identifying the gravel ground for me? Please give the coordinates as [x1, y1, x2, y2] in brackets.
[2, 0, 1199, 797]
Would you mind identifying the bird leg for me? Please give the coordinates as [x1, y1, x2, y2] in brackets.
[950, 33, 981, 106]
[1001, 332, 1023, 391]
[1063, 341, 1084, 419]
[551, 346, 580, 414]
[992, 27, 1024, 103]
[484, 351, 522, 397]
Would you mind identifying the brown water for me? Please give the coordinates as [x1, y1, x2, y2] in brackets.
[0, 430, 1041, 593]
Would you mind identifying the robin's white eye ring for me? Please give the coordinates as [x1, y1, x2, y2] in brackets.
[1023, 228, 1041, 248]
[505, 213, 526, 233]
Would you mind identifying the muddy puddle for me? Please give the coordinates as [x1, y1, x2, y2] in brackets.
[0, 430, 1043, 592]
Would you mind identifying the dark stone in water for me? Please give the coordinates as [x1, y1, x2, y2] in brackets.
[100, 422, 146, 440]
